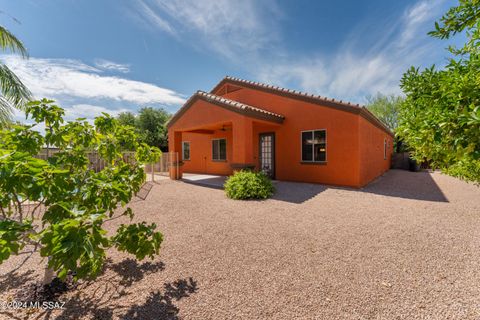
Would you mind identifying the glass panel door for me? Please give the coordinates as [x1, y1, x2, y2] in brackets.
[259, 133, 275, 179]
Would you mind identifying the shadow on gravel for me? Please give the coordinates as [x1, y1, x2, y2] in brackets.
[49, 277, 198, 320]
[122, 278, 198, 320]
[362, 170, 448, 203]
[180, 170, 448, 203]
[271, 170, 448, 203]
[0, 269, 36, 292]
[272, 181, 329, 204]
[110, 258, 166, 286]
[32, 258, 197, 320]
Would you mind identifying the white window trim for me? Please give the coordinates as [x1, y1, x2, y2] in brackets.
[301, 129, 327, 162]
[212, 138, 227, 161]
[182, 141, 190, 161]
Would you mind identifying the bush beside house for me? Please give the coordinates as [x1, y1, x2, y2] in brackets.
[224, 170, 275, 200]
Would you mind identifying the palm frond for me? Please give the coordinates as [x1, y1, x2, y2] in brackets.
[0, 25, 27, 57]
[0, 96, 13, 127]
[0, 63, 32, 109]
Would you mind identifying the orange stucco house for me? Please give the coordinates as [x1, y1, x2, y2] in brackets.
[167, 76, 394, 188]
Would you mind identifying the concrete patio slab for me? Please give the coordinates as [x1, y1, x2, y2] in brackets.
[182, 173, 227, 189]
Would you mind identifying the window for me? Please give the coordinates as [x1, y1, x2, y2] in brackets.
[301, 130, 327, 162]
[384, 138, 387, 160]
[182, 141, 190, 160]
[212, 138, 227, 161]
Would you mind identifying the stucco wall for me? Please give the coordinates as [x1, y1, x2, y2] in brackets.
[169, 85, 392, 188]
[168, 99, 240, 176]
[223, 87, 361, 187]
[181, 130, 233, 175]
[358, 116, 394, 187]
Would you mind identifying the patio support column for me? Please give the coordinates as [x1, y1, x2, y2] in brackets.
[231, 118, 255, 171]
[168, 130, 183, 180]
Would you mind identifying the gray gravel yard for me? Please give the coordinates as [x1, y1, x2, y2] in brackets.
[1, 169, 480, 319]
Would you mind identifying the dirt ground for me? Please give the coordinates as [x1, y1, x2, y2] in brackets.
[1, 170, 479, 319]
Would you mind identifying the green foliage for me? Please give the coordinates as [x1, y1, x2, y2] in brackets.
[40, 214, 109, 280]
[112, 222, 163, 260]
[137, 107, 170, 149]
[0, 25, 28, 57]
[428, 0, 480, 55]
[366, 93, 404, 131]
[399, 61, 480, 181]
[0, 99, 163, 282]
[398, 0, 480, 183]
[0, 25, 31, 127]
[116, 107, 171, 150]
[0, 219, 32, 262]
[117, 111, 136, 127]
[224, 170, 275, 200]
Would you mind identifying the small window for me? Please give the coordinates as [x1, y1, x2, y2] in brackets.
[384, 138, 387, 160]
[301, 130, 326, 162]
[212, 138, 227, 161]
[182, 141, 190, 161]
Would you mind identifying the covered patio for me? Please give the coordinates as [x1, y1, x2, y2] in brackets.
[167, 91, 284, 179]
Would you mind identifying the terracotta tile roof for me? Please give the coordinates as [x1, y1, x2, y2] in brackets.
[196, 91, 285, 119]
[167, 90, 285, 128]
[212, 76, 394, 136]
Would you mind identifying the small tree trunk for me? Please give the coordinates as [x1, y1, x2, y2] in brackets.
[42, 258, 55, 285]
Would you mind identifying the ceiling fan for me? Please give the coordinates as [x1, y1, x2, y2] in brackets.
[220, 125, 232, 131]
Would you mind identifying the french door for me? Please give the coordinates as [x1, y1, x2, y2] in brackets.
[259, 133, 275, 179]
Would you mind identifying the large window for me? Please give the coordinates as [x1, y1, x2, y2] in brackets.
[212, 138, 227, 161]
[301, 130, 327, 162]
[182, 141, 190, 161]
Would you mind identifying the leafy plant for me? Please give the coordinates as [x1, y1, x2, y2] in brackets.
[366, 93, 404, 131]
[397, 0, 480, 183]
[224, 170, 275, 200]
[117, 107, 171, 151]
[0, 99, 162, 284]
[0, 25, 32, 126]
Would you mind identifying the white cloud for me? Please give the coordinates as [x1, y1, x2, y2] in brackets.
[63, 104, 131, 121]
[125, 0, 454, 103]
[397, 0, 445, 49]
[2, 55, 185, 105]
[257, 53, 405, 103]
[133, 0, 282, 61]
[94, 59, 130, 73]
[256, 0, 448, 103]
[136, 0, 176, 36]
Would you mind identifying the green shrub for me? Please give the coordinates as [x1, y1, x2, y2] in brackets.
[0, 99, 163, 284]
[224, 170, 275, 200]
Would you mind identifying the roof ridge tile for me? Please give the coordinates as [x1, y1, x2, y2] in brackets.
[213, 76, 393, 136]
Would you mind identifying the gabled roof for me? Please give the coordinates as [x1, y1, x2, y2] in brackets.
[211, 76, 394, 136]
[167, 91, 285, 128]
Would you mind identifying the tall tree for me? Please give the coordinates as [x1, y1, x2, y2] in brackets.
[366, 93, 404, 131]
[117, 111, 136, 127]
[0, 25, 32, 126]
[137, 107, 171, 150]
[397, 0, 480, 183]
[117, 107, 171, 150]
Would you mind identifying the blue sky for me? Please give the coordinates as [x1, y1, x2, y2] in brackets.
[0, 0, 461, 123]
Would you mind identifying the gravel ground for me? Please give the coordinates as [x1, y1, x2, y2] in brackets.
[1, 169, 480, 319]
